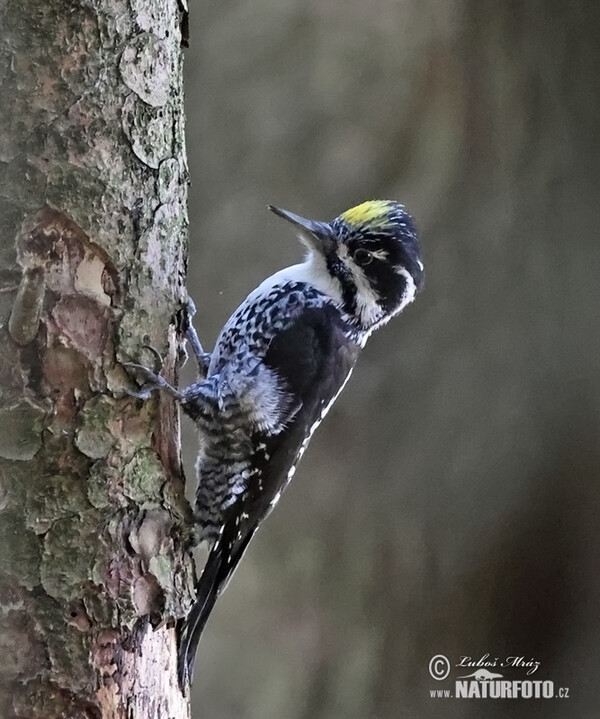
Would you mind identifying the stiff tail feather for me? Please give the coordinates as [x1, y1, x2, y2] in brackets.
[177, 522, 257, 690]
[177, 545, 223, 690]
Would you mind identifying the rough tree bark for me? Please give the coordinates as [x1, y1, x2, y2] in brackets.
[184, 3, 600, 718]
[0, 0, 195, 716]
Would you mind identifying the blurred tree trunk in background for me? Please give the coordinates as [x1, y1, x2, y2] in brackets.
[0, 1, 193, 716]
[184, 2, 600, 718]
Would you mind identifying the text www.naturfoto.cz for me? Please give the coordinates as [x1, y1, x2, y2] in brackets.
[430, 680, 562, 699]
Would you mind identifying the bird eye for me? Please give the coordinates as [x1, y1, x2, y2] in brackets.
[354, 248, 373, 266]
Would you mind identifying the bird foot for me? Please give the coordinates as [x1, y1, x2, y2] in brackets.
[180, 297, 211, 378]
[124, 345, 183, 400]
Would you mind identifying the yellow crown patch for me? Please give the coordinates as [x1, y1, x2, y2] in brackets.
[339, 200, 396, 229]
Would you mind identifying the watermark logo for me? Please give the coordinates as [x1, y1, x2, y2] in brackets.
[429, 655, 451, 681]
[427, 653, 570, 700]
[458, 669, 503, 681]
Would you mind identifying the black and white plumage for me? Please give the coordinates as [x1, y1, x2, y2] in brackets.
[125, 200, 424, 688]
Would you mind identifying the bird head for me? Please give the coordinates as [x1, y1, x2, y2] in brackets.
[269, 200, 424, 332]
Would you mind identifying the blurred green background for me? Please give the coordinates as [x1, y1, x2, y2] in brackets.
[182, 2, 600, 717]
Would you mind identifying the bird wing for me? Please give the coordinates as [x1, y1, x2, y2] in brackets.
[177, 303, 360, 688]
[227, 302, 360, 532]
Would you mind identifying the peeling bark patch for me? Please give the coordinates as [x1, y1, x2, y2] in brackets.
[75, 253, 111, 308]
[18, 207, 120, 306]
[122, 93, 173, 169]
[43, 345, 91, 428]
[120, 32, 171, 107]
[132, 574, 163, 615]
[76, 396, 115, 459]
[51, 296, 110, 360]
[128, 508, 172, 562]
[0, 399, 46, 460]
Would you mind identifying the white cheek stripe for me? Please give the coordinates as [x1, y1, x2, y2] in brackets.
[396, 267, 417, 311]
[363, 267, 417, 338]
[337, 245, 384, 327]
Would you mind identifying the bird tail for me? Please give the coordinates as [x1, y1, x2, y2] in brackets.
[177, 545, 222, 689]
[177, 523, 257, 690]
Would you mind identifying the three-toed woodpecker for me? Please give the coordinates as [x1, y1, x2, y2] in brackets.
[126, 200, 424, 687]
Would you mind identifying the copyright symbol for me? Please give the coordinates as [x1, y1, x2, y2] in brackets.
[429, 654, 450, 681]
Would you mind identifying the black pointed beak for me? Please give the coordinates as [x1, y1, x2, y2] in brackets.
[268, 205, 336, 255]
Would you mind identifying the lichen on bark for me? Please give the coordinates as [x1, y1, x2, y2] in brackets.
[0, 0, 194, 716]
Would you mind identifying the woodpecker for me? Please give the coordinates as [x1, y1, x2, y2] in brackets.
[125, 200, 424, 688]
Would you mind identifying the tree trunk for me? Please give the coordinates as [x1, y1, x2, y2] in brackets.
[183, 2, 600, 717]
[0, 1, 194, 716]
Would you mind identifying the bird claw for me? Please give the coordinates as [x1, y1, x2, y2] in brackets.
[140, 344, 164, 374]
[123, 360, 183, 401]
[123, 362, 163, 399]
[123, 361, 161, 385]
